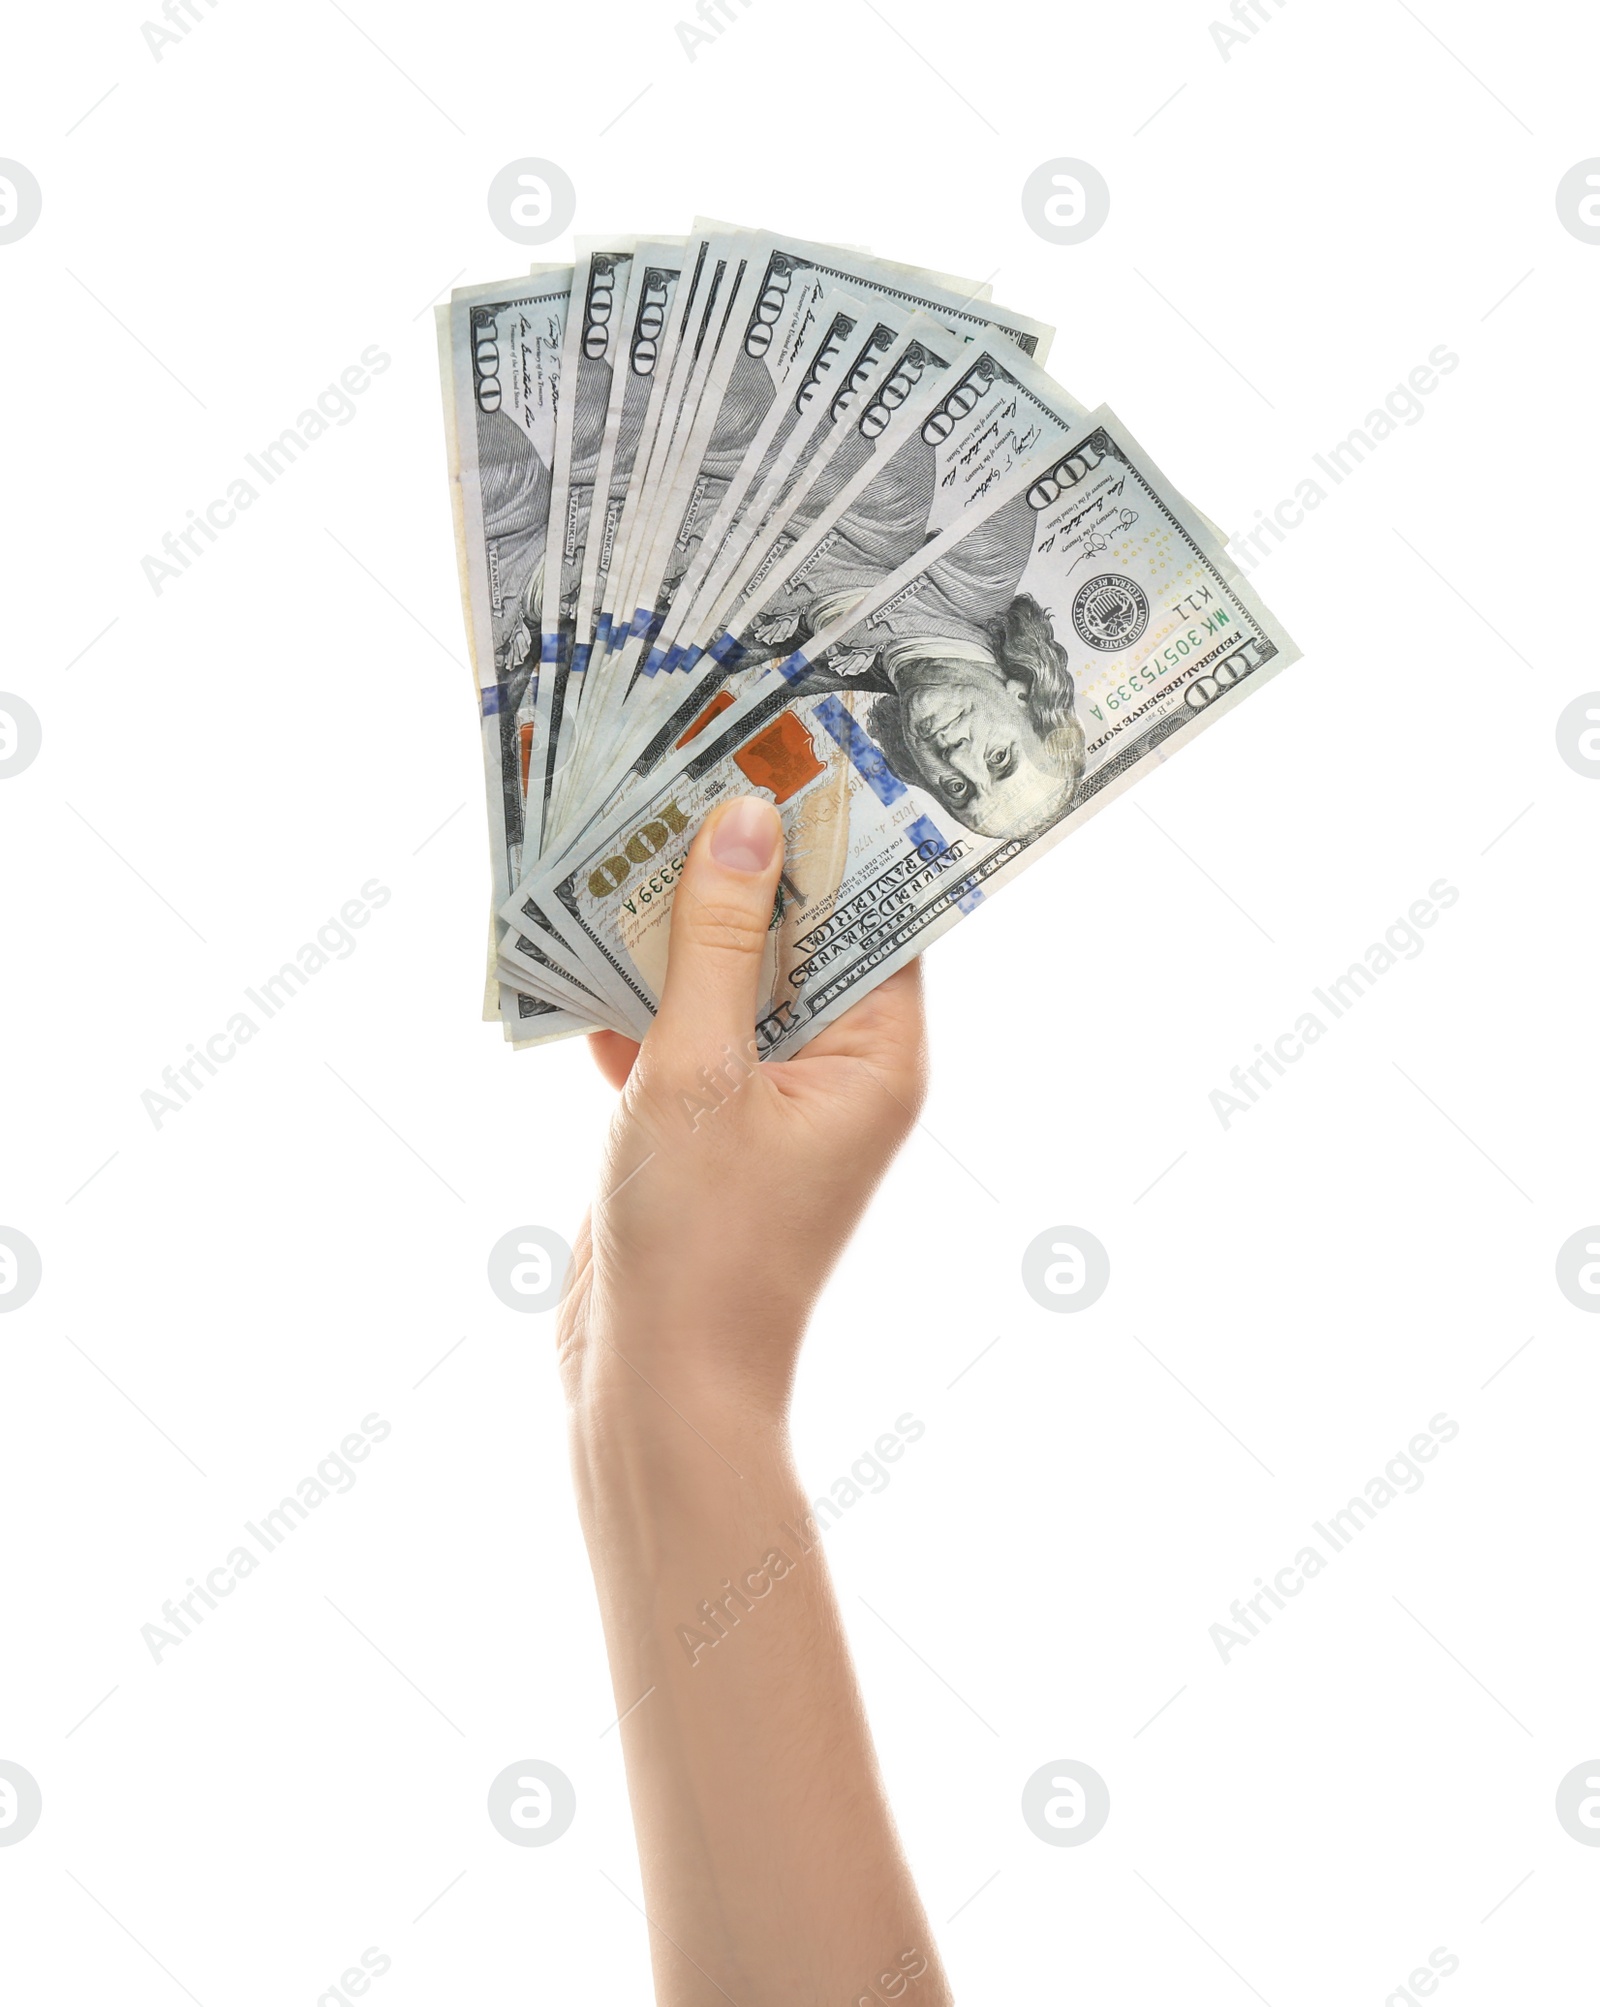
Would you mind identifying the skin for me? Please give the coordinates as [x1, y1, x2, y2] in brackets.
[562, 793, 952, 2007]
[897, 658, 1073, 837]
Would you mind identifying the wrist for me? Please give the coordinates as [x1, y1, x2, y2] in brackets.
[567, 1294, 801, 1428]
[567, 1350, 792, 1519]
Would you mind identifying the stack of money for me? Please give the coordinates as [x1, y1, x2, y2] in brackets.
[437, 221, 1297, 1057]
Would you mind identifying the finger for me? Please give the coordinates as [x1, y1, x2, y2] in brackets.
[652, 794, 783, 1060]
[799, 960, 927, 1108]
[587, 1030, 641, 1092]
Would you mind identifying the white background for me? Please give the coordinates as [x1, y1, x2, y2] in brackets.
[2, 0, 1597, 2000]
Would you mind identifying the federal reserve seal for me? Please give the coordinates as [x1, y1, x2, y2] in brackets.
[1072, 574, 1149, 650]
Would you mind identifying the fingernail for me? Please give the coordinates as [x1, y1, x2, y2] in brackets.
[709, 796, 779, 874]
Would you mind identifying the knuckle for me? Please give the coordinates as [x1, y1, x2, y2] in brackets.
[679, 895, 770, 961]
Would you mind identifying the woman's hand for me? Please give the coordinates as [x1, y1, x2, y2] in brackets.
[555, 796, 950, 2007]
[559, 793, 928, 1424]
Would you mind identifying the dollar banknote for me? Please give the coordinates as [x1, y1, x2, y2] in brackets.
[566, 278, 888, 812]
[561, 233, 1051, 854]
[609, 228, 1052, 682]
[537, 320, 1093, 845]
[661, 307, 958, 671]
[599, 229, 737, 658]
[511, 410, 1297, 1054]
[640, 294, 921, 682]
[436, 225, 1296, 1056]
[543, 243, 636, 664]
[528, 244, 640, 878]
[581, 244, 688, 659]
[437, 273, 606, 1040]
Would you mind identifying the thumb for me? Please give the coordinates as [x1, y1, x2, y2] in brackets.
[653, 794, 783, 1058]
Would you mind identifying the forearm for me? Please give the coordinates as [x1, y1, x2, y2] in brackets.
[570, 1355, 950, 2007]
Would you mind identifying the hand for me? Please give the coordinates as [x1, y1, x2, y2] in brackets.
[558, 794, 927, 1425]
[555, 796, 948, 2007]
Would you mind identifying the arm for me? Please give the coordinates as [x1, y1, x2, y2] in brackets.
[560, 795, 951, 2007]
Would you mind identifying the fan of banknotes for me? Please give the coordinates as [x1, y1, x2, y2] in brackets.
[436, 221, 1298, 1056]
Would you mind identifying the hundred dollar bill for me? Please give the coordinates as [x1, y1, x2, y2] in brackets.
[691, 215, 1003, 321]
[559, 286, 893, 835]
[558, 245, 691, 824]
[568, 232, 789, 827]
[639, 292, 919, 682]
[677, 313, 969, 673]
[493, 321, 1051, 1003]
[439, 270, 570, 885]
[600, 230, 739, 660]
[580, 243, 689, 659]
[494, 828, 641, 1024]
[611, 228, 1055, 680]
[602, 285, 909, 775]
[631, 282, 884, 681]
[530, 245, 636, 851]
[519, 410, 1297, 1058]
[551, 323, 1092, 835]
[488, 923, 603, 1042]
[543, 244, 635, 660]
[438, 273, 598, 1038]
[707, 332, 1091, 677]
[570, 310, 960, 824]
[499, 312, 1083, 1016]
[496, 910, 619, 1013]
[669, 307, 962, 653]
[601, 226, 961, 663]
